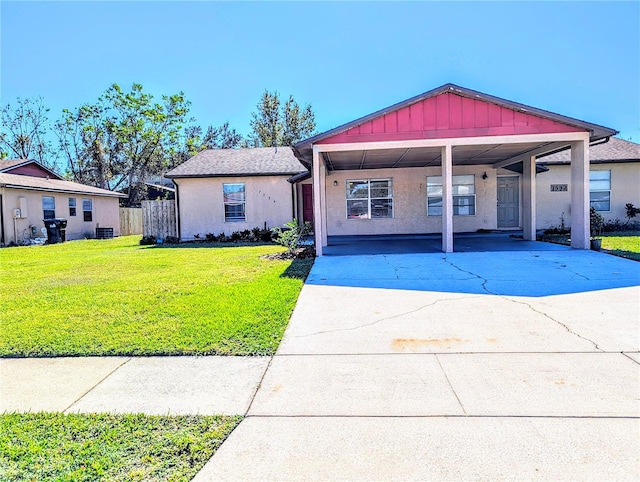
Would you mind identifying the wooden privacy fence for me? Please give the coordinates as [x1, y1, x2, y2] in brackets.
[119, 208, 143, 236]
[142, 200, 177, 240]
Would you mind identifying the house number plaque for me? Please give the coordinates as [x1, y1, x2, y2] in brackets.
[550, 184, 568, 192]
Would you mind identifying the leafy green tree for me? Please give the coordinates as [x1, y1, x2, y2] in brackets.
[248, 90, 316, 147]
[0, 97, 59, 171]
[203, 122, 243, 149]
[56, 83, 190, 206]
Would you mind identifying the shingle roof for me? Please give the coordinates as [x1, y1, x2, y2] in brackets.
[0, 172, 126, 197]
[165, 147, 307, 178]
[0, 159, 26, 171]
[539, 137, 640, 165]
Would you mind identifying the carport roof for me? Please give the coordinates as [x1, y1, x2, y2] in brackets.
[293, 84, 617, 170]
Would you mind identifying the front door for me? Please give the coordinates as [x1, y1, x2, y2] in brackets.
[497, 176, 519, 228]
[302, 184, 314, 224]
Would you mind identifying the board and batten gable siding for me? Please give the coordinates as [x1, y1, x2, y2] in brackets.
[324, 165, 518, 236]
[536, 163, 640, 228]
[175, 175, 295, 241]
[317, 92, 584, 145]
[0, 187, 121, 244]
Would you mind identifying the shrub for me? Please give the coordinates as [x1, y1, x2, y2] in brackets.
[139, 236, 156, 245]
[164, 236, 180, 244]
[590, 207, 605, 238]
[271, 219, 312, 254]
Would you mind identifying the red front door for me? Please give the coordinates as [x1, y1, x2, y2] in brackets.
[302, 184, 314, 224]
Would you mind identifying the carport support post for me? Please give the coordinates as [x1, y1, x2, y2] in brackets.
[441, 144, 454, 253]
[570, 138, 590, 249]
[522, 154, 537, 241]
[312, 147, 324, 256]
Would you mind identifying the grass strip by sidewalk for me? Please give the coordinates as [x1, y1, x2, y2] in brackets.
[0, 236, 313, 357]
[0, 413, 241, 482]
[600, 233, 640, 261]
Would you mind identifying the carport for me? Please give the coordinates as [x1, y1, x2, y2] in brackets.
[293, 84, 617, 255]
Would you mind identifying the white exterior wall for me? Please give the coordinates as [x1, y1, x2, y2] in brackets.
[0, 187, 121, 244]
[536, 163, 640, 229]
[175, 175, 296, 241]
[323, 165, 516, 236]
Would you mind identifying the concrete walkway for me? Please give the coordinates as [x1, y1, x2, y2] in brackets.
[2, 246, 639, 480]
[195, 247, 640, 481]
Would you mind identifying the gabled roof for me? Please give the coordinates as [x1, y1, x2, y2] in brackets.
[293, 83, 618, 165]
[538, 137, 639, 165]
[0, 159, 63, 180]
[0, 172, 126, 197]
[165, 147, 306, 179]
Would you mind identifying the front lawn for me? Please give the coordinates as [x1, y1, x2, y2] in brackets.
[0, 413, 240, 482]
[600, 231, 640, 261]
[0, 236, 313, 357]
[537, 230, 640, 261]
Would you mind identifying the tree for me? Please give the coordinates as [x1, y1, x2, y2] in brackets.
[202, 122, 243, 149]
[56, 83, 190, 206]
[0, 97, 59, 171]
[248, 90, 316, 147]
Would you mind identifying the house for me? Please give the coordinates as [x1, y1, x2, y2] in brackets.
[536, 137, 640, 227]
[0, 159, 126, 245]
[165, 147, 306, 241]
[292, 83, 618, 255]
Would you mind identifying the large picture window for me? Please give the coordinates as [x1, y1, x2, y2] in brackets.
[346, 179, 393, 219]
[590, 170, 611, 212]
[223, 183, 246, 222]
[43, 196, 55, 219]
[82, 199, 93, 222]
[427, 175, 476, 216]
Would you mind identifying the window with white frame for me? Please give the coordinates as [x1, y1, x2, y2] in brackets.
[589, 170, 611, 212]
[346, 179, 393, 219]
[82, 199, 93, 222]
[223, 183, 246, 222]
[427, 175, 476, 216]
[69, 198, 77, 216]
[43, 196, 55, 219]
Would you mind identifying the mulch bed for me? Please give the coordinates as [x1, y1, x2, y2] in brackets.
[262, 245, 316, 260]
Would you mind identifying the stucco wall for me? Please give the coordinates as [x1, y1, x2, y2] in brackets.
[536, 163, 640, 229]
[0, 188, 121, 244]
[323, 165, 515, 236]
[175, 175, 296, 241]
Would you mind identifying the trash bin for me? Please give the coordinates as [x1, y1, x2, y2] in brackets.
[43, 218, 67, 244]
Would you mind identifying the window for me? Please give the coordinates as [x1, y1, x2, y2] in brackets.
[43, 196, 55, 219]
[346, 179, 393, 219]
[82, 199, 93, 222]
[223, 183, 246, 222]
[590, 170, 611, 212]
[427, 175, 476, 216]
[69, 198, 77, 216]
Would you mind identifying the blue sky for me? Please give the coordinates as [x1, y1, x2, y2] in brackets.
[1, 1, 639, 142]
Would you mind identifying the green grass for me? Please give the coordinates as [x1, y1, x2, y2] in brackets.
[0, 236, 313, 357]
[537, 230, 640, 261]
[0, 413, 241, 482]
[600, 231, 640, 261]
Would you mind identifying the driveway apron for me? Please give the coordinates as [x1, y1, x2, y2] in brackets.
[195, 248, 640, 481]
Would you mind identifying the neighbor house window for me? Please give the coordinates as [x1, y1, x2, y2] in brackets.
[43, 196, 55, 219]
[82, 199, 93, 222]
[590, 170, 611, 212]
[427, 175, 476, 216]
[223, 183, 246, 222]
[69, 198, 77, 216]
[346, 179, 393, 219]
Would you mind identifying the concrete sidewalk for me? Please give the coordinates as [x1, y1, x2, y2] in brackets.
[1, 356, 269, 415]
[195, 249, 640, 481]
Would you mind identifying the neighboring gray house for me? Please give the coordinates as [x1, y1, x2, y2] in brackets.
[165, 147, 307, 241]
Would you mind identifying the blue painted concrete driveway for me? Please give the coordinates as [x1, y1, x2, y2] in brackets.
[308, 246, 640, 297]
